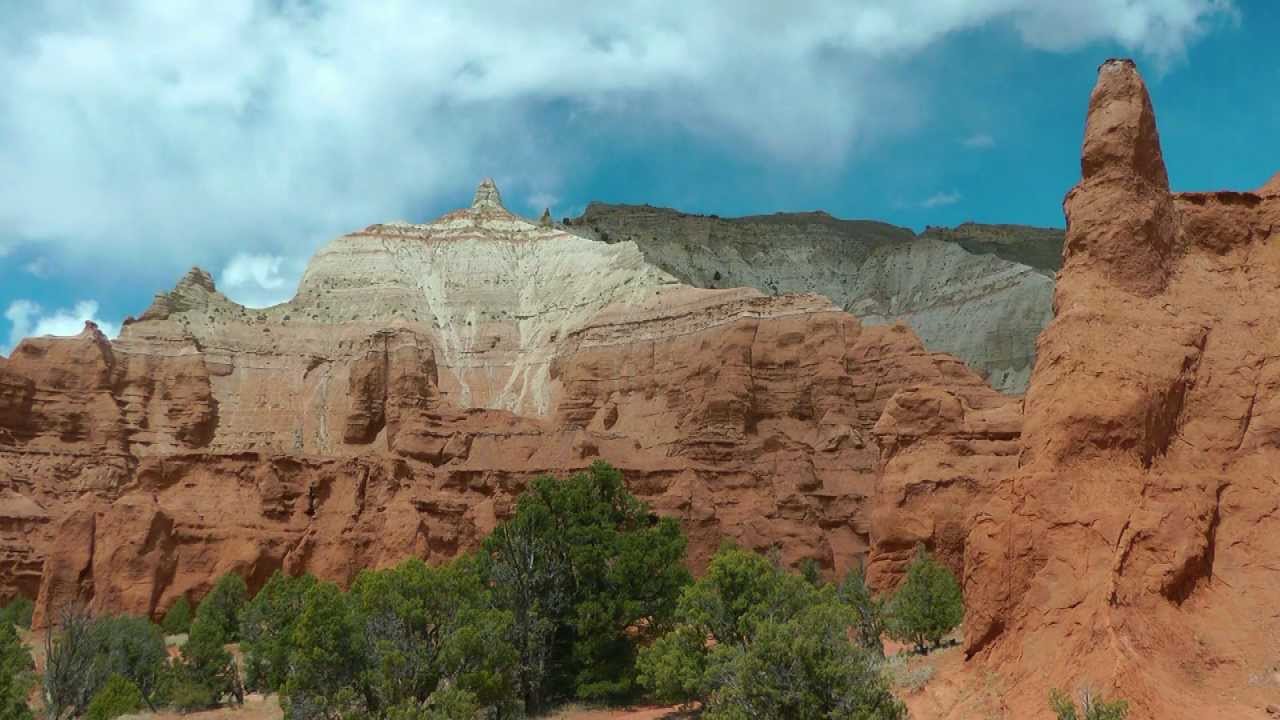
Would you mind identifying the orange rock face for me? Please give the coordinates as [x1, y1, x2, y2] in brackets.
[0, 186, 996, 629]
[958, 59, 1280, 719]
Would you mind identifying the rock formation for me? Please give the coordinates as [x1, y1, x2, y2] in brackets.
[947, 59, 1280, 719]
[0, 178, 997, 628]
[571, 206, 1061, 393]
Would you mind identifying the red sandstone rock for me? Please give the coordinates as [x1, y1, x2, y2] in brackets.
[958, 59, 1280, 719]
[0, 185, 996, 626]
[866, 385, 1020, 591]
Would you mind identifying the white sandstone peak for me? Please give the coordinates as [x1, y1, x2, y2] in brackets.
[471, 178, 503, 210]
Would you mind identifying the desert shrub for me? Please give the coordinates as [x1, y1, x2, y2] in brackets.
[42, 607, 170, 718]
[882, 655, 935, 694]
[90, 614, 168, 709]
[799, 557, 823, 586]
[160, 596, 192, 636]
[0, 621, 34, 720]
[85, 675, 142, 720]
[0, 597, 33, 630]
[196, 573, 247, 643]
[382, 687, 479, 720]
[42, 605, 101, 720]
[838, 565, 886, 658]
[240, 572, 317, 691]
[637, 546, 905, 720]
[885, 547, 964, 653]
[170, 675, 220, 713]
[1050, 688, 1129, 720]
[482, 460, 690, 711]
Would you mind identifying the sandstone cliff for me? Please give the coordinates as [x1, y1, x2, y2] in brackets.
[570, 206, 1061, 393]
[895, 60, 1280, 719]
[0, 178, 1001, 628]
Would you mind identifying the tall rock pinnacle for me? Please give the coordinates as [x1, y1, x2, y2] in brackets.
[471, 177, 504, 210]
[1080, 58, 1169, 188]
[1063, 58, 1176, 296]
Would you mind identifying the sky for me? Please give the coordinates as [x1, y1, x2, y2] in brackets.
[1, 0, 1276, 354]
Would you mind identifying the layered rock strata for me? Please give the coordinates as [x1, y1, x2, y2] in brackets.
[0, 179, 997, 627]
[571, 206, 1061, 393]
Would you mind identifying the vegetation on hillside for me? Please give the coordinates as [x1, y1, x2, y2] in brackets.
[0, 597, 33, 631]
[0, 620, 34, 720]
[636, 546, 907, 719]
[9, 460, 1007, 719]
[885, 547, 965, 654]
[1050, 688, 1130, 720]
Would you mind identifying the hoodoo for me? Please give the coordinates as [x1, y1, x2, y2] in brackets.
[944, 59, 1280, 719]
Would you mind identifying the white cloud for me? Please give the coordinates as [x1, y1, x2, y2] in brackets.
[4, 299, 120, 354]
[922, 190, 962, 208]
[219, 253, 305, 308]
[22, 257, 51, 278]
[963, 132, 996, 149]
[0, 1, 1235, 290]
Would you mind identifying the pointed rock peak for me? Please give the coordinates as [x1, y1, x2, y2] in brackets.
[1081, 58, 1168, 189]
[539, 208, 553, 227]
[471, 177, 504, 210]
[178, 267, 217, 293]
[1260, 170, 1280, 196]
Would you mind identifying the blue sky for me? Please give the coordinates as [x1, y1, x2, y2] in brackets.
[2, 1, 1276, 353]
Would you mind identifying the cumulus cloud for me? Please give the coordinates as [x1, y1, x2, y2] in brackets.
[922, 190, 962, 208]
[4, 299, 120, 354]
[0, 1, 1235, 290]
[963, 132, 996, 149]
[219, 253, 305, 308]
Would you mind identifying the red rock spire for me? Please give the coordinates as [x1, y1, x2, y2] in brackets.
[1063, 59, 1177, 296]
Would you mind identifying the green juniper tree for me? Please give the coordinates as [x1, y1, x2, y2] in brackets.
[885, 547, 964, 654]
[483, 461, 690, 712]
[0, 598, 33, 631]
[0, 620, 34, 720]
[637, 546, 905, 720]
[240, 572, 318, 692]
[196, 573, 247, 642]
[85, 675, 143, 720]
[160, 596, 192, 636]
[838, 564, 887, 658]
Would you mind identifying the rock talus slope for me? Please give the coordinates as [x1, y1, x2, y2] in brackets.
[0, 178, 1003, 627]
[957, 59, 1280, 719]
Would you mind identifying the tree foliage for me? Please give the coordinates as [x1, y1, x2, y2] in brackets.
[482, 460, 690, 711]
[0, 598, 33, 631]
[637, 546, 905, 720]
[42, 605, 101, 720]
[885, 547, 964, 653]
[89, 615, 168, 709]
[838, 565, 886, 658]
[0, 621, 34, 720]
[279, 559, 517, 720]
[172, 589, 246, 711]
[197, 573, 247, 643]
[85, 675, 142, 720]
[240, 572, 317, 692]
[1050, 688, 1129, 720]
[160, 597, 192, 636]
